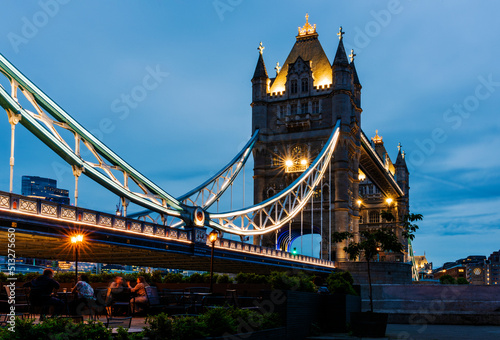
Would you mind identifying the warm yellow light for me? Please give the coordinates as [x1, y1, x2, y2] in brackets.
[208, 231, 218, 243]
[300, 159, 307, 166]
[385, 198, 393, 205]
[356, 199, 362, 206]
[285, 159, 293, 167]
[71, 234, 84, 244]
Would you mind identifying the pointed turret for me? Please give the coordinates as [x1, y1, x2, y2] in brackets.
[333, 35, 349, 66]
[395, 143, 410, 198]
[251, 42, 270, 133]
[253, 46, 269, 80]
[349, 49, 361, 107]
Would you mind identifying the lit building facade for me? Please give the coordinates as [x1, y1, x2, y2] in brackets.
[251, 15, 410, 261]
[21, 175, 70, 205]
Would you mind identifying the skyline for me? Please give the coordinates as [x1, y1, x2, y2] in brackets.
[0, 1, 499, 267]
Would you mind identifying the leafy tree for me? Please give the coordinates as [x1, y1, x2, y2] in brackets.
[332, 212, 422, 312]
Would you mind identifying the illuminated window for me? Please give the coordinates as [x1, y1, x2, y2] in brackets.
[301, 78, 309, 92]
[312, 100, 320, 113]
[301, 102, 308, 114]
[291, 80, 298, 94]
[369, 211, 380, 223]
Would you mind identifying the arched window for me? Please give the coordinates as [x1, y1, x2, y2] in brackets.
[369, 211, 380, 223]
[291, 79, 298, 94]
[301, 78, 309, 92]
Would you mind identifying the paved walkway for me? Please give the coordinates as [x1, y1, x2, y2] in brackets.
[309, 324, 500, 340]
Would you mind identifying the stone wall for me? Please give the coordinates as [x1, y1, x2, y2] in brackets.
[337, 261, 412, 284]
[360, 284, 500, 325]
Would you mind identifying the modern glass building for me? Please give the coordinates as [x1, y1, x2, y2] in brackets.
[21, 176, 70, 205]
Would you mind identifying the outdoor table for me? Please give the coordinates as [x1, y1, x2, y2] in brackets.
[56, 292, 76, 316]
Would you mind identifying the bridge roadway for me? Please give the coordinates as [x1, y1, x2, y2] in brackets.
[0, 191, 335, 274]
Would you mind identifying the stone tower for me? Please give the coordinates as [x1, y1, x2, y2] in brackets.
[251, 16, 364, 261]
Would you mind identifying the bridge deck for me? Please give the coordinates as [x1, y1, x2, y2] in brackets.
[0, 191, 335, 274]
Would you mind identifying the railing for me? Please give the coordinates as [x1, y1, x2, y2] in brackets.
[0, 191, 335, 269]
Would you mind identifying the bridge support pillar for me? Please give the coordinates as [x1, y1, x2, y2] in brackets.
[7, 110, 21, 193]
[72, 166, 84, 206]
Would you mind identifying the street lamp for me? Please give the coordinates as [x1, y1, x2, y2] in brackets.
[71, 234, 84, 284]
[208, 230, 218, 293]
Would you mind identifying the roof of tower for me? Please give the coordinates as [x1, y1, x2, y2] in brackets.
[351, 60, 361, 85]
[333, 31, 349, 65]
[395, 144, 408, 168]
[252, 42, 269, 79]
[269, 15, 332, 93]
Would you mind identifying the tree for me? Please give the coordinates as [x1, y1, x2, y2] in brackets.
[332, 212, 422, 312]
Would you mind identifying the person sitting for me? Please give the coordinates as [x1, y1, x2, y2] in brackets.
[71, 274, 95, 316]
[105, 276, 124, 316]
[23, 268, 64, 318]
[127, 276, 150, 314]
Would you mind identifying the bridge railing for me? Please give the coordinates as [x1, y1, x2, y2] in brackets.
[0, 191, 335, 269]
[0, 191, 191, 242]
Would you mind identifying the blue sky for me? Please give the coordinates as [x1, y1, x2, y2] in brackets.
[0, 1, 499, 267]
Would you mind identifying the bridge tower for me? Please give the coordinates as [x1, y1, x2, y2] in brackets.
[251, 16, 363, 261]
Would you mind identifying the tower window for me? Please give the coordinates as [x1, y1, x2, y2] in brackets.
[291, 80, 298, 94]
[291, 104, 297, 115]
[301, 78, 309, 92]
[312, 100, 320, 113]
[301, 102, 308, 114]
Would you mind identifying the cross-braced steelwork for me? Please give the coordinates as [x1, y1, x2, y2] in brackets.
[209, 121, 341, 236]
[0, 54, 341, 238]
[0, 54, 189, 220]
[129, 130, 258, 223]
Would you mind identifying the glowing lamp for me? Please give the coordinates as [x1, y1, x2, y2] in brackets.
[356, 199, 362, 206]
[300, 159, 307, 166]
[208, 230, 218, 243]
[285, 159, 293, 167]
[385, 198, 393, 205]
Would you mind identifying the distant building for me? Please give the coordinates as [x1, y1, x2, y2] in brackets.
[488, 250, 500, 285]
[414, 255, 433, 280]
[433, 254, 500, 285]
[21, 176, 70, 205]
[434, 263, 466, 281]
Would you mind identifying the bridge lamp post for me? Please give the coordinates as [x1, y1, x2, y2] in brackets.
[71, 234, 84, 284]
[208, 231, 218, 293]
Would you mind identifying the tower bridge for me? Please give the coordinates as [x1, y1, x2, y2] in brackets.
[0, 15, 415, 277]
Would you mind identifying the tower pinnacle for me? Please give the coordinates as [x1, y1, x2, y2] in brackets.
[258, 42, 265, 55]
[337, 26, 345, 41]
[349, 49, 356, 63]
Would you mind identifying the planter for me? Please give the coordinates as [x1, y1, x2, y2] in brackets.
[350, 311, 388, 338]
[319, 294, 361, 332]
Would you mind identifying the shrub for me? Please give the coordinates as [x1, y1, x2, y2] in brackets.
[216, 274, 234, 284]
[457, 277, 469, 285]
[163, 273, 184, 283]
[235, 272, 268, 284]
[326, 271, 357, 295]
[144, 313, 173, 340]
[439, 274, 456, 284]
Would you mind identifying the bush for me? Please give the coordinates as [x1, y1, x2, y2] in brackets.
[439, 274, 456, 284]
[457, 277, 469, 285]
[0, 317, 113, 340]
[216, 274, 234, 284]
[326, 271, 357, 295]
[163, 273, 184, 283]
[235, 272, 268, 284]
[269, 271, 316, 292]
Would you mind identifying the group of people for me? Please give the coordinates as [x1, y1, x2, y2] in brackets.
[23, 268, 150, 317]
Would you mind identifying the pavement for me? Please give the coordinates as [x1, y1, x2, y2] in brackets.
[308, 324, 500, 340]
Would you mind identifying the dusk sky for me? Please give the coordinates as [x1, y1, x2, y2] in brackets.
[0, 1, 499, 267]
